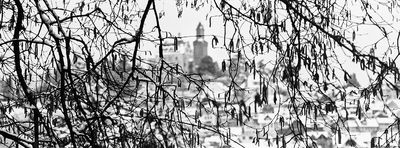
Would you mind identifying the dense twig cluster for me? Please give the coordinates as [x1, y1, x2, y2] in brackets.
[1, 0, 400, 147]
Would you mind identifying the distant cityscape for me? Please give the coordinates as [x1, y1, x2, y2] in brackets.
[146, 23, 400, 148]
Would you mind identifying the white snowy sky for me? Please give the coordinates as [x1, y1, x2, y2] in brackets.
[5, 0, 398, 88]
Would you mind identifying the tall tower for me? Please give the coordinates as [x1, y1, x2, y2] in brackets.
[193, 23, 208, 66]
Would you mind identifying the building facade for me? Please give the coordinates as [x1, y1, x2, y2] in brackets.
[193, 23, 208, 67]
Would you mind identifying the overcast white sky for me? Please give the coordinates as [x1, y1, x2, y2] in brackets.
[40, 0, 400, 88]
[151, 0, 229, 62]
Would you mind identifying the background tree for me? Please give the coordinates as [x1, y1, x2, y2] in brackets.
[1, 0, 400, 148]
[196, 55, 220, 76]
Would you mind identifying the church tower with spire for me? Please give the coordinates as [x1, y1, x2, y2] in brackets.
[193, 23, 208, 67]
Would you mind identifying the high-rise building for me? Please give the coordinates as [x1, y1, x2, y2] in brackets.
[193, 23, 208, 67]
